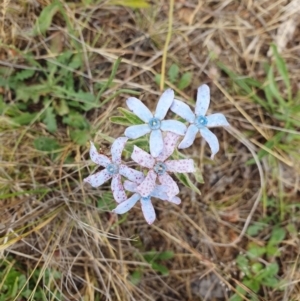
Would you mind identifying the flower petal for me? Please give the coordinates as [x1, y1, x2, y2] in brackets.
[124, 124, 151, 139]
[207, 113, 229, 128]
[178, 124, 198, 149]
[89, 142, 111, 167]
[136, 170, 157, 197]
[140, 198, 156, 225]
[123, 180, 138, 192]
[150, 129, 164, 158]
[111, 174, 127, 203]
[165, 159, 195, 173]
[84, 169, 112, 187]
[112, 193, 140, 214]
[111, 137, 127, 164]
[154, 88, 174, 119]
[195, 84, 210, 116]
[156, 132, 180, 162]
[126, 97, 153, 122]
[200, 127, 219, 159]
[131, 146, 155, 168]
[169, 196, 181, 204]
[160, 120, 187, 136]
[150, 185, 169, 200]
[119, 164, 144, 183]
[158, 173, 179, 198]
[170, 99, 195, 123]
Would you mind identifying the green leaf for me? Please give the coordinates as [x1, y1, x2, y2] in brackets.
[32, 2, 60, 36]
[14, 69, 35, 81]
[11, 112, 37, 125]
[271, 44, 291, 99]
[246, 222, 266, 236]
[236, 255, 250, 276]
[151, 262, 169, 275]
[53, 99, 69, 116]
[178, 72, 192, 90]
[243, 278, 260, 293]
[257, 263, 279, 280]
[117, 107, 144, 125]
[267, 66, 286, 108]
[69, 53, 83, 69]
[63, 112, 90, 130]
[16, 84, 51, 103]
[261, 276, 279, 287]
[194, 167, 204, 184]
[247, 242, 266, 259]
[168, 64, 179, 84]
[33, 137, 60, 152]
[129, 270, 143, 285]
[251, 262, 263, 274]
[43, 107, 57, 133]
[155, 74, 162, 87]
[156, 251, 174, 260]
[97, 192, 115, 210]
[269, 227, 286, 245]
[70, 129, 90, 145]
[96, 57, 122, 102]
[175, 172, 201, 195]
[110, 116, 132, 126]
[108, 0, 150, 8]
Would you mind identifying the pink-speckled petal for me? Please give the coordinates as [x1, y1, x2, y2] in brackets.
[154, 88, 174, 119]
[124, 124, 151, 139]
[119, 164, 144, 183]
[158, 173, 179, 198]
[89, 142, 111, 167]
[140, 197, 156, 225]
[84, 169, 112, 187]
[131, 146, 155, 168]
[112, 193, 140, 214]
[165, 159, 195, 173]
[136, 170, 157, 197]
[206, 113, 229, 128]
[195, 84, 210, 116]
[111, 137, 128, 164]
[160, 120, 186, 136]
[169, 196, 181, 204]
[111, 174, 127, 203]
[126, 97, 153, 122]
[170, 99, 195, 123]
[178, 124, 198, 149]
[150, 129, 164, 158]
[123, 180, 138, 192]
[200, 127, 219, 159]
[156, 132, 180, 162]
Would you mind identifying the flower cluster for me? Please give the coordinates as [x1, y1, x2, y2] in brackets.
[84, 84, 229, 224]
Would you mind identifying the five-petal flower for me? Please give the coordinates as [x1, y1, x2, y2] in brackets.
[170, 84, 229, 159]
[124, 89, 187, 157]
[112, 180, 181, 224]
[84, 138, 144, 203]
[131, 132, 195, 198]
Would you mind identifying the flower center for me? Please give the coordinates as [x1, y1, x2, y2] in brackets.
[141, 196, 151, 202]
[106, 163, 119, 175]
[154, 162, 167, 175]
[195, 115, 208, 129]
[148, 117, 161, 130]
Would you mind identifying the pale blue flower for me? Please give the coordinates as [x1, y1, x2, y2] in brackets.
[112, 180, 181, 225]
[170, 84, 229, 159]
[124, 89, 186, 157]
[84, 138, 144, 203]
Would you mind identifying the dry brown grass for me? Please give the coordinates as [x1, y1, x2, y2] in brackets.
[1, 0, 300, 300]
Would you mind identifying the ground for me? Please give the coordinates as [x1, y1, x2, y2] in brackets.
[0, 0, 300, 301]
